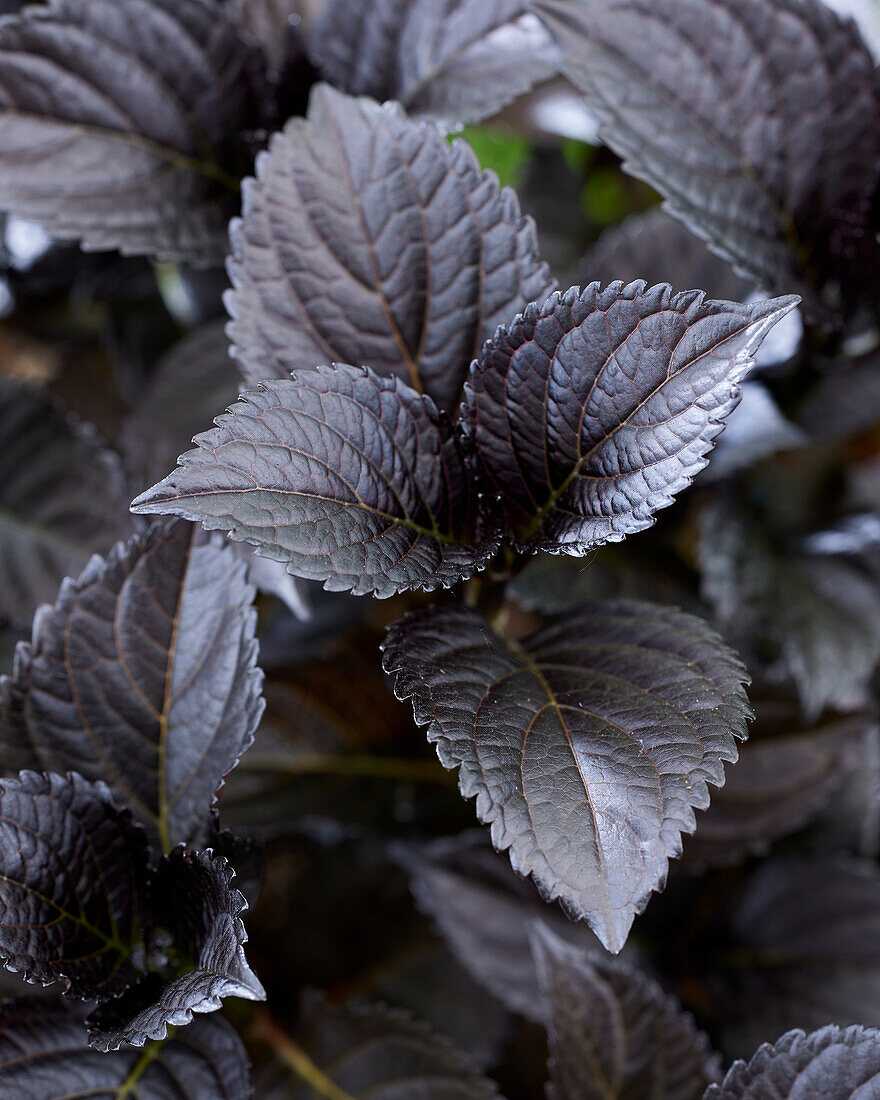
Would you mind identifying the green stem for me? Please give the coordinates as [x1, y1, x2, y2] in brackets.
[254, 1014, 356, 1100]
[116, 1034, 171, 1099]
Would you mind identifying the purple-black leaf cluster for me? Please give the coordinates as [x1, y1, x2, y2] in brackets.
[0, 0, 880, 1094]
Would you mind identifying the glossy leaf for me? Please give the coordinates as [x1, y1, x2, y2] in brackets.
[311, 0, 560, 126]
[122, 322, 311, 615]
[226, 83, 555, 411]
[464, 282, 797, 553]
[0, 380, 135, 624]
[131, 364, 494, 598]
[532, 923, 721, 1100]
[115, 313, 306, 617]
[534, 0, 880, 314]
[88, 848, 265, 1050]
[1, 518, 264, 851]
[580, 210, 804, 380]
[0, 771, 148, 997]
[705, 1026, 880, 1100]
[683, 716, 869, 871]
[0, 0, 265, 264]
[274, 999, 501, 1099]
[0, 999, 251, 1100]
[383, 600, 751, 952]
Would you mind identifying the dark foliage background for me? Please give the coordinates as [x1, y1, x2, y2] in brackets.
[1, 0, 880, 1097]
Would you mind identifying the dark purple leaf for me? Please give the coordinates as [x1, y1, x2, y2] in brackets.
[226, 83, 555, 412]
[0, 771, 148, 997]
[1, 518, 264, 851]
[706, 854, 880, 1055]
[683, 715, 870, 871]
[383, 600, 751, 952]
[704, 383, 805, 481]
[88, 848, 265, 1051]
[123, 322, 241, 491]
[0, 380, 135, 625]
[798, 353, 880, 442]
[0, 0, 266, 264]
[705, 1026, 880, 1100]
[534, 0, 880, 315]
[402, 834, 613, 1023]
[0, 999, 251, 1100]
[464, 281, 796, 553]
[131, 364, 495, 598]
[311, 0, 560, 126]
[230, 0, 301, 70]
[580, 208, 753, 304]
[532, 922, 721, 1100]
[273, 998, 501, 1098]
[360, 942, 511, 1072]
[825, 0, 880, 59]
[508, 544, 697, 615]
[700, 504, 880, 720]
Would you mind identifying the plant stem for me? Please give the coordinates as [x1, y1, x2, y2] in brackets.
[116, 1034, 170, 1098]
[253, 1013, 356, 1100]
[235, 752, 456, 786]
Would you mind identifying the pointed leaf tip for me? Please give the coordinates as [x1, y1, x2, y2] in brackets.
[465, 281, 798, 553]
[384, 600, 750, 953]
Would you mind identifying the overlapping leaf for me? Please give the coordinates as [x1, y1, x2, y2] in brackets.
[464, 281, 796, 553]
[269, 999, 501, 1099]
[230, 0, 301, 70]
[532, 923, 721, 1100]
[403, 834, 612, 1022]
[705, 1026, 880, 1100]
[703, 854, 880, 1055]
[683, 716, 869, 870]
[826, 0, 880, 59]
[703, 383, 805, 481]
[88, 849, 265, 1051]
[120, 317, 308, 613]
[1, 518, 264, 850]
[0, 999, 251, 1100]
[383, 600, 751, 952]
[226, 83, 555, 411]
[362, 942, 511, 1072]
[123, 322, 241, 491]
[579, 213, 805, 477]
[131, 364, 495, 598]
[700, 504, 880, 720]
[0, 771, 148, 997]
[222, 653, 442, 838]
[580, 209, 752, 304]
[0, 0, 265, 264]
[508, 544, 696, 615]
[310, 0, 560, 126]
[797, 352, 880, 442]
[533, 0, 880, 314]
[0, 379, 135, 624]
